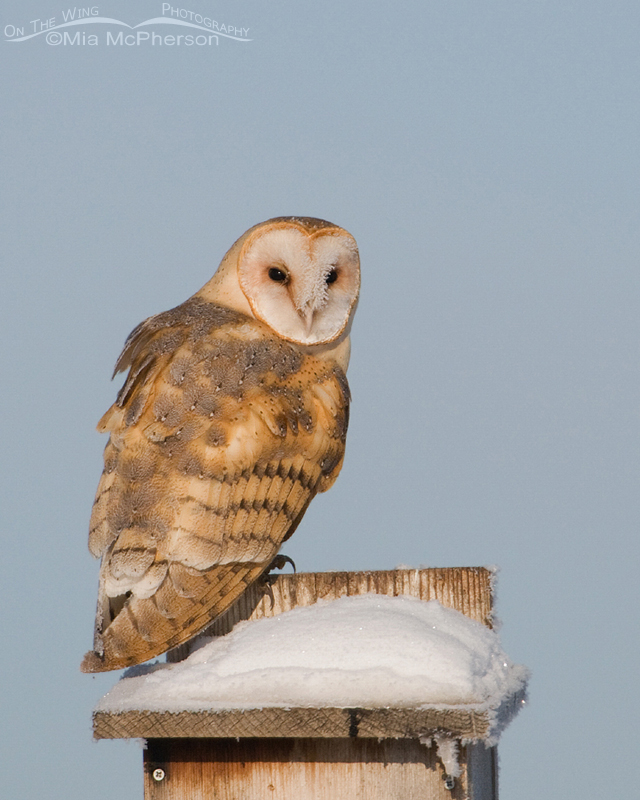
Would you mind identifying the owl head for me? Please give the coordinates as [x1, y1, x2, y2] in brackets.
[197, 217, 360, 346]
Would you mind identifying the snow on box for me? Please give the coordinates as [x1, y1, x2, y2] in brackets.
[97, 594, 528, 740]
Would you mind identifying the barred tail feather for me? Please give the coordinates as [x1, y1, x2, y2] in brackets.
[81, 562, 268, 672]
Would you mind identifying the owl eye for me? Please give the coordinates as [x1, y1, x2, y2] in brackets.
[326, 269, 338, 284]
[268, 267, 288, 283]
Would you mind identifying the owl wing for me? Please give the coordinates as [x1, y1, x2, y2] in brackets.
[81, 299, 349, 672]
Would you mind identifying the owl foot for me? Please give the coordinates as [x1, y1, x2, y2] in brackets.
[261, 554, 296, 610]
[267, 554, 297, 574]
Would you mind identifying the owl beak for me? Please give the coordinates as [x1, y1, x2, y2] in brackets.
[298, 306, 315, 335]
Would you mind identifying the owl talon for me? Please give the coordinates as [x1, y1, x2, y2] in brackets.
[263, 579, 276, 610]
[268, 554, 297, 574]
[260, 555, 296, 611]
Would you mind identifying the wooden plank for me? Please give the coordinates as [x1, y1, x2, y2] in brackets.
[142, 738, 497, 800]
[166, 567, 493, 664]
[97, 567, 501, 743]
[95, 568, 502, 799]
[94, 703, 507, 741]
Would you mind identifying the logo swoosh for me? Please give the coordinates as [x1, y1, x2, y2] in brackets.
[134, 18, 251, 41]
[6, 17, 251, 42]
[6, 18, 134, 42]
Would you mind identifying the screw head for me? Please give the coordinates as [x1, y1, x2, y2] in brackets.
[152, 768, 165, 782]
[444, 775, 455, 790]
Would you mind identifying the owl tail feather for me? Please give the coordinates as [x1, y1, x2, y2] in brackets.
[81, 561, 268, 673]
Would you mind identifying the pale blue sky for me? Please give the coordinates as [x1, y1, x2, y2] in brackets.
[1, 2, 639, 797]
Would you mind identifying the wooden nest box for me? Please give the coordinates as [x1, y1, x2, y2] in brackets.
[93, 567, 526, 799]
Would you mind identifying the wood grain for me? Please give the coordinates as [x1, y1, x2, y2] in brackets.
[142, 738, 497, 800]
[94, 704, 501, 741]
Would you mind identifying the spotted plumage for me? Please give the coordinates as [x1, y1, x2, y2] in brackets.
[82, 217, 359, 672]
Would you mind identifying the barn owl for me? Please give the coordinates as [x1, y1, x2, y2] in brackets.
[81, 217, 360, 672]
